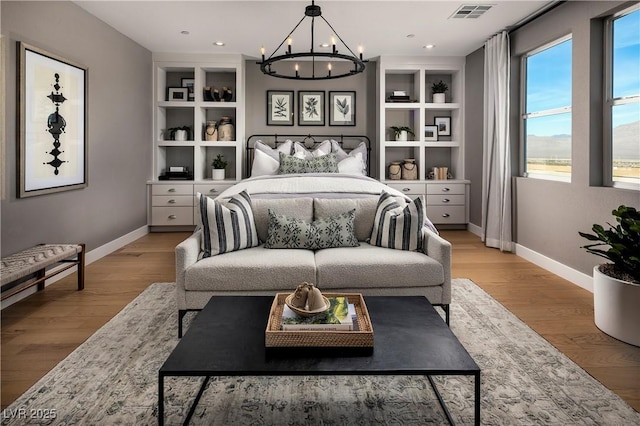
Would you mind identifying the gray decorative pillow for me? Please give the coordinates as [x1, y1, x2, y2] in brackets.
[265, 209, 359, 250]
[278, 152, 339, 174]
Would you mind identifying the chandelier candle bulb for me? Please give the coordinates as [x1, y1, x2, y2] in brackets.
[332, 36, 336, 53]
[359, 45, 363, 60]
[295, 63, 299, 78]
[261, 46, 265, 61]
[328, 63, 332, 77]
[287, 38, 292, 54]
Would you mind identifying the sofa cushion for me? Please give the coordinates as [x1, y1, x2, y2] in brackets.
[315, 243, 444, 289]
[252, 198, 313, 243]
[314, 198, 378, 241]
[196, 191, 259, 258]
[185, 245, 316, 291]
[370, 191, 425, 251]
[264, 209, 359, 249]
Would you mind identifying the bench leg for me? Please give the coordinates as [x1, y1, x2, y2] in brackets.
[77, 244, 86, 291]
[36, 269, 46, 291]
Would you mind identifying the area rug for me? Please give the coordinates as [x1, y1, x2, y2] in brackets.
[2, 280, 639, 425]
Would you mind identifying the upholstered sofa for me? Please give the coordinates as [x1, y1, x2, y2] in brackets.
[175, 196, 451, 337]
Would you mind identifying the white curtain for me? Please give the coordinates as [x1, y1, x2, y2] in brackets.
[482, 31, 513, 252]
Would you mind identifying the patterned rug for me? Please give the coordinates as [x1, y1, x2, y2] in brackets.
[2, 280, 639, 425]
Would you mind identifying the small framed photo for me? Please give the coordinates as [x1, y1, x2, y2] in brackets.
[167, 87, 189, 101]
[434, 116, 451, 136]
[329, 91, 356, 126]
[267, 90, 294, 126]
[424, 125, 439, 141]
[181, 78, 195, 101]
[298, 91, 325, 126]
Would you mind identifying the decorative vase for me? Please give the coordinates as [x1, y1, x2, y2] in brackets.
[388, 162, 402, 180]
[396, 130, 408, 141]
[212, 168, 225, 180]
[218, 116, 235, 141]
[433, 93, 445, 103]
[205, 121, 218, 141]
[593, 265, 640, 346]
[174, 130, 187, 141]
[401, 159, 417, 180]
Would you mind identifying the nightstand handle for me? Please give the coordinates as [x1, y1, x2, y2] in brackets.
[442, 213, 450, 218]
[442, 198, 450, 203]
[402, 188, 411, 192]
[441, 187, 450, 192]
[209, 189, 218, 193]
[168, 199, 176, 204]
[168, 188, 176, 193]
[168, 215, 177, 219]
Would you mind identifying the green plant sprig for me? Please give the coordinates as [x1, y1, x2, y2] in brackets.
[212, 154, 228, 169]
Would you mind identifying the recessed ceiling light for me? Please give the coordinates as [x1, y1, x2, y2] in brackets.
[424, 44, 436, 49]
[180, 30, 190, 35]
[213, 41, 225, 46]
[319, 43, 330, 48]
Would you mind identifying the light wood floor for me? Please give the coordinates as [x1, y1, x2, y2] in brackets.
[2, 230, 639, 412]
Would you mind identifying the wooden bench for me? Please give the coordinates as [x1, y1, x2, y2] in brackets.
[1, 244, 85, 301]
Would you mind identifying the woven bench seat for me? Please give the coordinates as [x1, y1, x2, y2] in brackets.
[1, 244, 85, 301]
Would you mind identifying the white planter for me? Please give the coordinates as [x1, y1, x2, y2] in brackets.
[174, 130, 187, 141]
[396, 130, 408, 141]
[211, 168, 225, 180]
[593, 265, 640, 346]
[433, 93, 446, 103]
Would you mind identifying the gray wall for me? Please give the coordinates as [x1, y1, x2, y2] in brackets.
[509, 1, 638, 276]
[1, 1, 152, 256]
[245, 60, 378, 177]
[464, 47, 485, 228]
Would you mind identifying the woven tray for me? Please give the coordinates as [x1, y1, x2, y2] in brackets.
[266, 293, 374, 348]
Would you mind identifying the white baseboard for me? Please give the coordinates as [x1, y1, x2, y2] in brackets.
[1, 225, 149, 309]
[515, 243, 593, 292]
[467, 222, 482, 237]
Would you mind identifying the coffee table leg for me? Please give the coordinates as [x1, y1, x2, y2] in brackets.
[427, 375, 455, 425]
[158, 374, 164, 426]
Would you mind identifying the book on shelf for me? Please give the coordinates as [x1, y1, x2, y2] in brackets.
[281, 297, 357, 331]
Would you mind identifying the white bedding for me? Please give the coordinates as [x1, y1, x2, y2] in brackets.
[215, 173, 438, 233]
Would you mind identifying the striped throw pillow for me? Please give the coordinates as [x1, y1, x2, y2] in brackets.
[196, 191, 259, 258]
[370, 191, 425, 251]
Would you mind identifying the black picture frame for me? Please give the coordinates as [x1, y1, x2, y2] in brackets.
[167, 87, 189, 101]
[181, 78, 195, 101]
[266, 90, 294, 126]
[434, 116, 451, 136]
[424, 125, 439, 141]
[329, 91, 356, 126]
[18, 42, 88, 198]
[298, 91, 325, 126]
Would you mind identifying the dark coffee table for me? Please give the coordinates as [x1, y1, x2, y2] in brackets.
[158, 296, 480, 425]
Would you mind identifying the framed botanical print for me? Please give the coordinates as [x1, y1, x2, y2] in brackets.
[329, 91, 356, 126]
[298, 91, 325, 126]
[18, 42, 88, 198]
[267, 90, 294, 126]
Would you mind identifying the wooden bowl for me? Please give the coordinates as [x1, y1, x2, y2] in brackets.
[284, 293, 330, 317]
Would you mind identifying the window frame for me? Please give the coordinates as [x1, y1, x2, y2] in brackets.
[604, 5, 640, 191]
[520, 34, 573, 182]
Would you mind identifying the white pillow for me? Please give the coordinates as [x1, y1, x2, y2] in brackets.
[337, 152, 365, 175]
[293, 140, 332, 160]
[251, 140, 293, 176]
[331, 140, 368, 174]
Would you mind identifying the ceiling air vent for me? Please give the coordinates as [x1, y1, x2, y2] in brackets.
[450, 5, 493, 19]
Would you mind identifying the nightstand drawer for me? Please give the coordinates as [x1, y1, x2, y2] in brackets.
[427, 205, 466, 224]
[194, 183, 234, 197]
[151, 184, 193, 196]
[426, 183, 465, 195]
[426, 194, 466, 206]
[152, 195, 194, 207]
[386, 183, 425, 196]
[151, 207, 194, 226]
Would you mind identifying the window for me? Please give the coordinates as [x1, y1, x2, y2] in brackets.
[606, 6, 639, 189]
[522, 36, 572, 181]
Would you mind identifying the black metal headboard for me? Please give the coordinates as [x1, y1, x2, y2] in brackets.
[245, 134, 372, 178]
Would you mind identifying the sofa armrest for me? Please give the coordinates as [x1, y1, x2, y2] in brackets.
[175, 230, 202, 309]
[422, 228, 452, 305]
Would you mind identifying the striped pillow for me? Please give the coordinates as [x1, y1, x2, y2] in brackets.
[196, 191, 259, 258]
[370, 191, 425, 251]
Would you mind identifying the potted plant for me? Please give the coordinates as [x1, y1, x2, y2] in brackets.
[431, 80, 448, 103]
[211, 154, 228, 180]
[579, 205, 640, 346]
[390, 126, 414, 142]
[167, 126, 191, 141]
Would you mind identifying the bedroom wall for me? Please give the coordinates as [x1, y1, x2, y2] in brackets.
[1, 1, 152, 256]
[510, 1, 638, 277]
[244, 60, 378, 177]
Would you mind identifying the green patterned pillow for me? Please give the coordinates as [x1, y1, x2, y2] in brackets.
[278, 152, 339, 174]
[265, 209, 359, 249]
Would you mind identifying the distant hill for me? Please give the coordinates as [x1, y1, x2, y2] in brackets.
[527, 120, 639, 160]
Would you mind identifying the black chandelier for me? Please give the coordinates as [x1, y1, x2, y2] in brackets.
[257, 1, 367, 80]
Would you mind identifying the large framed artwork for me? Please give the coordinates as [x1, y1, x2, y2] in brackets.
[267, 90, 294, 126]
[298, 91, 325, 126]
[328, 91, 356, 126]
[18, 42, 88, 198]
